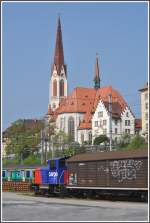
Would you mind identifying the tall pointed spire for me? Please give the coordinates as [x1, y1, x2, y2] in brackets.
[54, 16, 64, 74]
[94, 53, 100, 89]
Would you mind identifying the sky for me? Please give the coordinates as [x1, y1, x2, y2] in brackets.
[2, 1, 148, 130]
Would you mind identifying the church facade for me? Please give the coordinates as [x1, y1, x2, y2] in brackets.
[46, 17, 135, 145]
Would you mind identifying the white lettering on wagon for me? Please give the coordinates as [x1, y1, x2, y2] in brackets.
[48, 172, 58, 177]
[110, 159, 142, 183]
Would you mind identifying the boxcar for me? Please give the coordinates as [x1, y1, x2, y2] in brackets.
[66, 149, 148, 200]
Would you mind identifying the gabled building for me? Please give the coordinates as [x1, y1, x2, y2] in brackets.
[46, 17, 135, 145]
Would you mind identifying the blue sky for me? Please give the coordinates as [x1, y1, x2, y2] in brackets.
[2, 1, 148, 130]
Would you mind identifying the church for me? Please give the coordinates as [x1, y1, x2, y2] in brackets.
[46, 17, 135, 145]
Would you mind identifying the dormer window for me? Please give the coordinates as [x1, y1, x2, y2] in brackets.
[98, 111, 103, 118]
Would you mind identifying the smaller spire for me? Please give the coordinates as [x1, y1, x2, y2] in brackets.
[94, 53, 100, 89]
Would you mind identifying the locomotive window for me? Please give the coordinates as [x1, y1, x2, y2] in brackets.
[26, 171, 30, 178]
[2, 171, 6, 177]
[50, 160, 56, 169]
[59, 160, 65, 168]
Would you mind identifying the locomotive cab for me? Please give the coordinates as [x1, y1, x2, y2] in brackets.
[47, 157, 68, 185]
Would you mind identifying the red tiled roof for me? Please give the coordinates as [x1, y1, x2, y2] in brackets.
[53, 86, 129, 130]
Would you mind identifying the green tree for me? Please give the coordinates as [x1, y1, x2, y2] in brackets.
[3, 119, 44, 163]
[93, 135, 109, 145]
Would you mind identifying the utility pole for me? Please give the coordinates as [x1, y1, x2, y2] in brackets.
[108, 93, 112, 151]
[40, 129, 44, 165]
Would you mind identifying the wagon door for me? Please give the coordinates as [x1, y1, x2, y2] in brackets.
[96, 160, 109, 187]
[87, 162, 97, 186]
[77, 162, 87, 186]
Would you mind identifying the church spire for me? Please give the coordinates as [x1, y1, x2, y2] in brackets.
[94, 53, 100, 89]
[54, 16, 64, 74]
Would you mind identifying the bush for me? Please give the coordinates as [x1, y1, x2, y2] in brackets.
[127, 135, 147, 150]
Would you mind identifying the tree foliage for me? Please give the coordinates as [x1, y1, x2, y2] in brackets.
[93, 135, 109, 145]
[3, 119, 44, 162]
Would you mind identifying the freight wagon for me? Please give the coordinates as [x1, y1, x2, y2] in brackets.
[66, 149, 148, 200]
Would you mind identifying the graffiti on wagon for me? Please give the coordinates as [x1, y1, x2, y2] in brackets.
[110, 159, 142, 183]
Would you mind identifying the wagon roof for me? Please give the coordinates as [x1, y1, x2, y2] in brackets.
[67, 149, 148, 162]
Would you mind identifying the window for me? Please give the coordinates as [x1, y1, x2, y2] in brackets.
[68, 117, 75, 140]
[115, 120, 118, 125]
[98, 111, 103, 117]
[60, 79, 64, 97]
[126, 112, 129, 117]
[60, 117, 64, 130]
[145, 103, 148, 109]
[115, 128, 117, 134]
[53, 80, 57, 96]
[125, 120, 130, 126]
[99, 120, 102, 127]
[2, 171, 6, 178]
[50, 160, 56, 169]
[125, 129, 130, 134]
[26, 171, 30, 178]
[145, 113, 148, 120]
[103, 120, 107, 125]
[145, 92, 148, 100]
[146, 123, 148, 131]
[88, 132, 92, 142]
[81, 134, 84, 143]
[95, 121, 98, 127]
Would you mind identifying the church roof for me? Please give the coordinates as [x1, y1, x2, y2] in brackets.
[53, 16, 65, 74]
[55, 86, 129, 130]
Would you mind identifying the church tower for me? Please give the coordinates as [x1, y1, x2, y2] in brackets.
[49, 17, 68, 111]
[94, 53, 100, 89]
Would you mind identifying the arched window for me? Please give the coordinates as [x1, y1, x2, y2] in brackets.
[53, 80, 57, 96]
[68, 117, 74, 141]
[81, 133, 84, 144]
[88, 132, 92, 143]
[60, 79, 64, 97]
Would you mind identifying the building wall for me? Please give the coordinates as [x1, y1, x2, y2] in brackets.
[140, 89, 148, 135]
[77, 129, 92, 144]
[56, 112, 84, 142]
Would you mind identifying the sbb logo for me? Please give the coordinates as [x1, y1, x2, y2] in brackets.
[49, 172, 58, 177]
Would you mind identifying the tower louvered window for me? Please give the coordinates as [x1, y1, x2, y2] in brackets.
[53, 80, 57, 96]
[60, 79, 64, 96]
